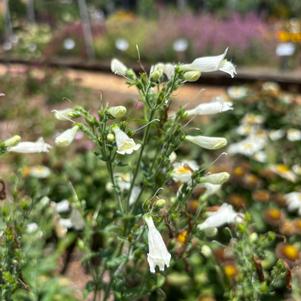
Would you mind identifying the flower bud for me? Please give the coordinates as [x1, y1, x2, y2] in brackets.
[168, 152, 177, 163]
[107, 133, 115, 142]
[201, 245, 212, 257]
[201, 172, 230, 185]
[250, 232, 258, 242]
[107, 106, 127, 119]
[126, 69, 136, 80]
[155, 198, 166, 208]
[204, 227, 218, 237]
[4, 135, 21, 148]
[183, 70, 201, 82]
[150, 63, 164, 81]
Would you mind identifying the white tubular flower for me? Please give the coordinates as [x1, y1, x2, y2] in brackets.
[55, 125, 79, 147]
[55, 200, 70, 213]
[201, 172, 230, 185]
[111, 58, 128, 76]
[284, 192, 301, 215]
[186, 101, 233, 116]
[108, 106, 127, 119]
[198, 204, 244, 230]
[144, 215, 171, 273]
[171, 160, 198, 183]
[52, 108, 73, 121]
[129, 186, 141, 205]
[227, 86, 248, 99]
[203, 183, 222, 196]
[186, 135, 227, 150]
[287, 128, 301, 141]
[181, 49, 236, 78]
[113, 127, 141, 155]
[163, 63, 175, 80]
[8, 138, 51, 153]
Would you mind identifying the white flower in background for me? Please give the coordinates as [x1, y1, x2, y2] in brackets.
[228, 136, 265, 157]
[253, 151, 267, 163]
[270, 164, 297, 182]
[269, 129, 285, 141]
[181, 48, 236, 78]
[284, 192, 301, 215]
[201, 172, 230, 185]
[55, 125, 79, 147]
[28, 165, 51, 178]
[241, 113, 264, 125]
[52, 108, 74, 121]
[108, 106, 127, 119]
[262, 81, 280, 94]
[293, 164, 301, 176]
[111, 58, 128, 76]
[113, 127, 141, 155]
[171, 160, 198, 183]
[186, 135, 227, 150]
[8, 138, 51, 153]
[26, 223, 38, 233]
[144, 215, 171, 273]
[173, 38, 188, 52]
[227, 86, 248, 99]
[236, 124, 255, 136]
[198, 204, 244, 230]
[186, 101, 233, 116]
[287, 128, 301, 141]
[55, 200, 70, 213]
[115, 38, 129, 51]
[63, 38, 75, 50]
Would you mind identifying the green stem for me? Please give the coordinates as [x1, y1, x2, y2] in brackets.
[126, 108, 155, 211]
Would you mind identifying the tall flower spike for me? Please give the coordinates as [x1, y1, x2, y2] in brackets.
[181, 49, 236, 78]
[198, 204, 244, 230]
[55, 125, 79, 147]
[186, 135, 227, 150]
[8, 138, 51, 153]
[144, 215, 171, 273]
[113, 127, 141, 155]
[186, 101, 233, 116]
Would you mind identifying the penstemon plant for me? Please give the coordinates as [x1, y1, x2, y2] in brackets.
[4, 50, 280, 301]
[48, 51, 237, 300]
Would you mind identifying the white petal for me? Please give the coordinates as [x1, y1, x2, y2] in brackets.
[55, 126, 79, 147]
[111, 58, 128, 76]
[186, 135, 227, 150]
